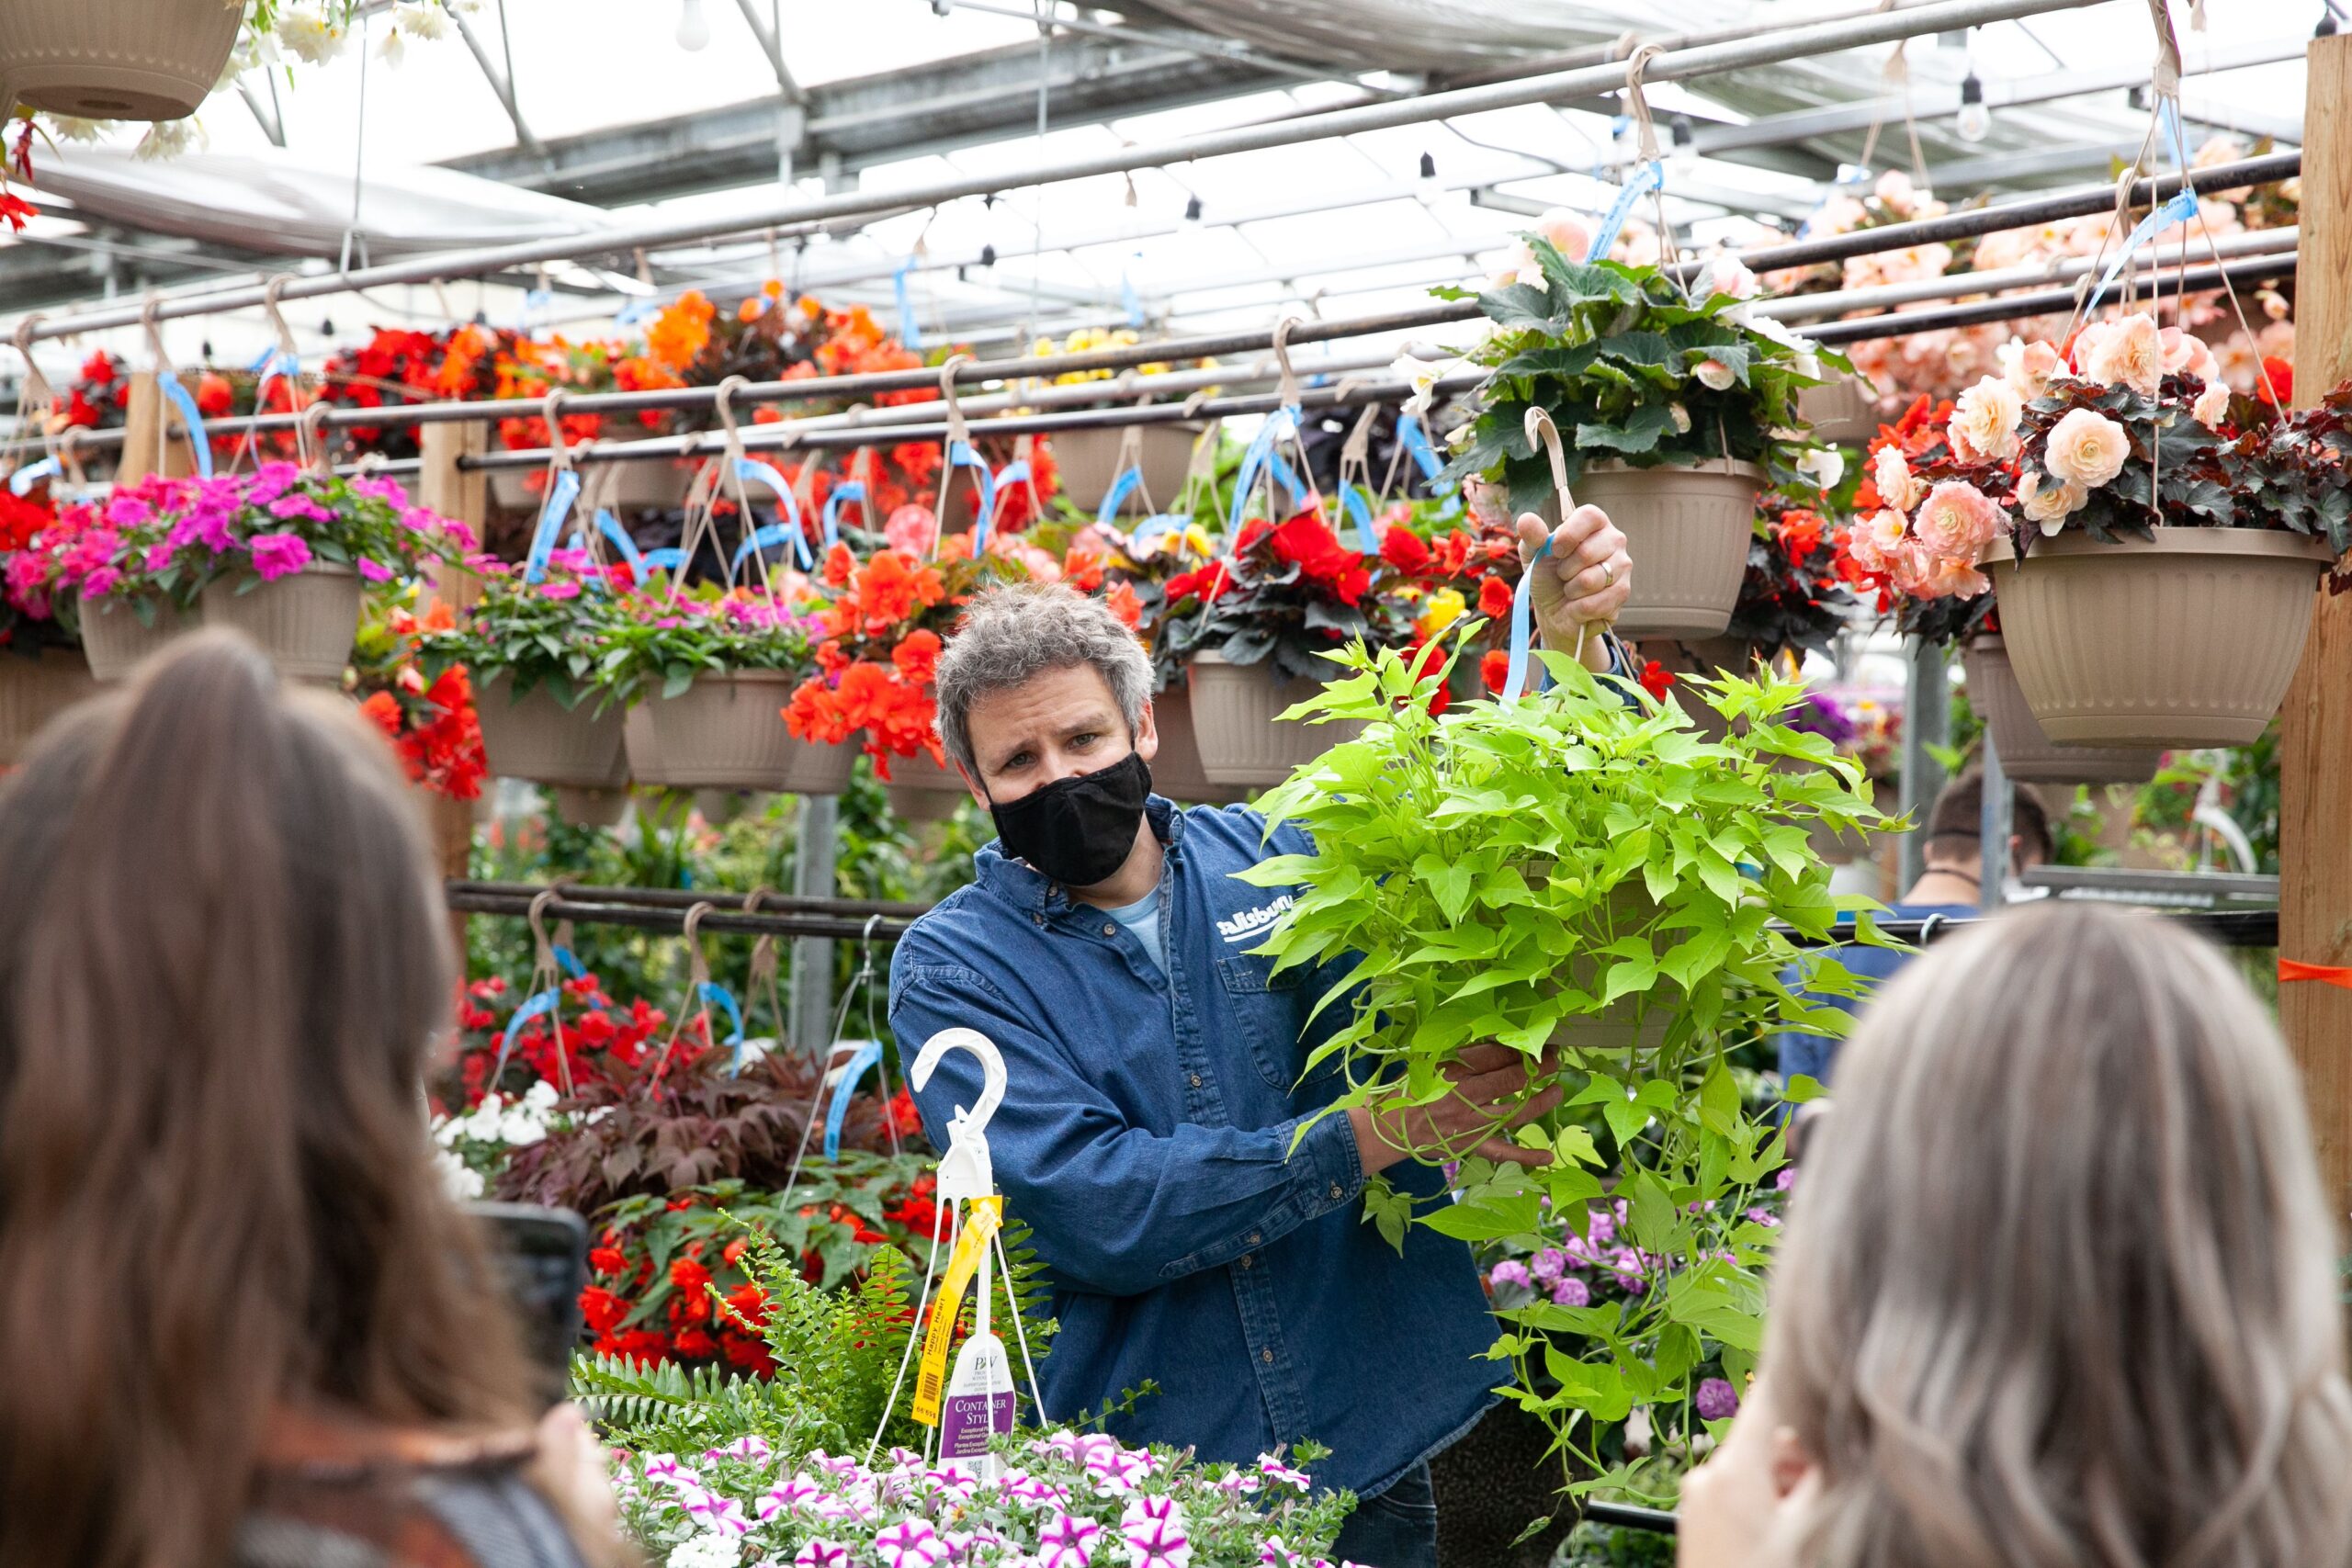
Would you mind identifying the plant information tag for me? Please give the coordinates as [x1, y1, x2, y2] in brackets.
[939, 1338, 1016, 1462]
[911, 1195, 1002, 1427]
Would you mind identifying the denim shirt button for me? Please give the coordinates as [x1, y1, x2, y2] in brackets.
[1189, 1073, 1204, 1089]
[1240, 1254, 1254, 1269]
[1249, 1232, 1262, 1246]
[1102, 922, 1117, 937]
[1033, 913, 1045, 927]
[1329, 1183, 1345, 1201]
[1261, 1348, 1275, 1364]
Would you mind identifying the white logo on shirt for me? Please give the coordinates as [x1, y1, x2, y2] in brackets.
[1216, 896, 1295, 944]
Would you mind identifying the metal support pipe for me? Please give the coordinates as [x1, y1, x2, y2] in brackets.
[1899, 637, 1950, 894]
[0, 0, 2109, 344]
[789, 795, 841, 1053]
[1979, 731, 2011, 909]
[443, 890, 915, 942]
[447, 879, 931, 919]
[42, 150, 2295, 461]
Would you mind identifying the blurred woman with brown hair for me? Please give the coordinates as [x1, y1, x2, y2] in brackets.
[0, 629, 621, 1568]
[1681, 901, 2352, 1568]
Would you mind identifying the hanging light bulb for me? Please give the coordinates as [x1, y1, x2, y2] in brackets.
[675, 0, 711, 51]
[1416, 152, 1441, 207]
[1668, 115, 1698, 178]
[2320, 6, 2339, 35]
[1955, 73, 1990, 143]
[1181, 194, 1204, 231]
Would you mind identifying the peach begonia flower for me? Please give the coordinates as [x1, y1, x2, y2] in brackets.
[1695, 251, 1760, 301]
[1694, 359, 1736, 391]
[1999, 338, 2064, 400]
[2192, 378, 2233, 430]
[1914, 479, 2007, 562]
[2045, 407, 2132, 490]
[2017, 470, 2087, 535]
[2083, 311, 2163, 399]
[1872, 445, 1919, 513]
[1532, 209, 1592, 261]
[1919, 554, 1993, 600]
[1951, 376, 2026, 462]
[2158, 326, 2221, 384]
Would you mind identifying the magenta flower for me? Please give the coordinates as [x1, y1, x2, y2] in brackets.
[79, 565, 120, 599]
[1036, 1511, 1101, 1568]
[1258, 1457, 1312, 1493]
[1551, 1276, 1590, 1307]
[1487, 1260, 1532, 1292]
[537, 580, 582, 601]
[247, 531, 311, 581]
[680, 1487, 750, 1537]
[104, 495, 153, 528]
[640, 1452, 694, 1486]
[758, 1475, 821, 1520]
[1119, 1496, 1191, 1568]
[794, 1540, 851, 1568]
[267, 492, 334, 524]
[1696, 1377, 1740, 1421]
[356, 558, 393, 583]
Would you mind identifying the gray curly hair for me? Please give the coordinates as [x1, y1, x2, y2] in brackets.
[933, 583, 1152, 774]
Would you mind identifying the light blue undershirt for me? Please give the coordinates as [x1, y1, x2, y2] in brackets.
[1103, 887, 1167, 975]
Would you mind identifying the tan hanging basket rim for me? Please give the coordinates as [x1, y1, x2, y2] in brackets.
[1985, 526, 2338, 566]
[1579, 457, 1769, 481]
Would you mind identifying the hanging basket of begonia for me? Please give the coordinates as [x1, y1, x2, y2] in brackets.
[1859, 310, 2347, 750]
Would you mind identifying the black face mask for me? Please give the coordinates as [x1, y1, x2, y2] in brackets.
[989, 749, 1152, 888]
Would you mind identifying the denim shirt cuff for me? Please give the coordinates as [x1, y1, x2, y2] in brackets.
[1155, 1111, 1368, 1284]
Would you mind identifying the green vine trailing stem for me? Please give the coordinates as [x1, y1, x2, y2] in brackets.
[1436, 241, 1850, 516]
[1238, 635, 1891, 1498]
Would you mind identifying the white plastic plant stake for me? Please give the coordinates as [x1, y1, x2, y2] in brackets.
[869, 1028, 1046, 1480]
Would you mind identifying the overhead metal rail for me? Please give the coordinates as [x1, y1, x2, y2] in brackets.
[0, 0, 2109, 346]
[37, 149, 2299, 463]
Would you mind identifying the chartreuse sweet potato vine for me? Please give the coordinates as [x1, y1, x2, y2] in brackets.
[1238, 636, 1891, 1498]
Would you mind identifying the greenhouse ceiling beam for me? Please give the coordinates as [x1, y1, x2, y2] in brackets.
[730, 0, 806, 104]
[451, 6, 543, 158]
[10, 0, 2107, 344]
[444, 34, 1272, 209]
[75, 149, 2293, 450]
[933, 0, 1409, 96]
[1687, 33, 2311, 161]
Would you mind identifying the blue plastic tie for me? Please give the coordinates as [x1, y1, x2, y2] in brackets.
[157, 377, 214, 479]
[946, 438, 996, 557]
[732, 457, 813, 570]
[9, 456, 58, 495]
[523, 468, 583, 583]
[1500, 536, 1554, 703]
[1586, 160, 1664, 264]
[594, 509, 643, 570]
[823, 480, 865, 545]
[893, 258, 924, 351]
[824, 1040, 888, 1158]
[491, 988, 560, 1079]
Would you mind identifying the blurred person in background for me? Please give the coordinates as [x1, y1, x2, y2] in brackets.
[1681, 902, 2352, 1568]
[1776, 767, 2051, 1095]
[0, 630, 622, 1568]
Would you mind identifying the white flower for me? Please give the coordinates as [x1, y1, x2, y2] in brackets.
[1693, 358, 1736, 392]
[396, 1, 453, 39]
[499, 1109, 546, 1147]
[1696, 250, 1760, 302]
[668, 1534, 744, 1568]
[434, 1147, 484, 1201]
[134, 118, 205, 161]
[523, 1079, 560, 1112]
[2045, 407, 2132, 490]
[45, 117, 108, 144]
[378, 27, 407, 65]
[1668, 403, 1691, 435]
[275, 5, 348, 63]
[1795, 447, 1844, 491]
[1389, 353, 1456, 420]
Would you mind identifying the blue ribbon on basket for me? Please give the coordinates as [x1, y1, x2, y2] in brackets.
[594, 509, 644, 572]
[823, 480, 866, 542]
[1121, 261, 1146, 329]
[1127, 513, 1193, 552]
[696, 980, 747, 1070]
[157, 376, 215, 479]
[824, 1040, 888, 1159]
[492, 987, 560, 1079]
[615, 298, 663, 327]
[1586, 160, 1664, 263]
[2084, 103, 2202, 317]
[947, 438, 996, 557]
[1334, 483, 1380, 552]
[731, 457, 813, 570]
[9, 457, 58, 495]
[1395, 412, 1461, 517]
[1499, 535, 1554, 703]
[1097, 465, 1148, 526]
[1228, 405, 1306, 536]
[523, 468, 583, 583]
[637, 546, 688, 577]
[251, 343, 300, 411]
[893, 258, 924, 351]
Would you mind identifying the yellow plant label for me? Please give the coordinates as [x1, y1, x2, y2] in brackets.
[910, 1196, 1002, 1426]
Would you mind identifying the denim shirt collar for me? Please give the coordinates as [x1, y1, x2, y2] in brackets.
[971, 795, 1186, 916]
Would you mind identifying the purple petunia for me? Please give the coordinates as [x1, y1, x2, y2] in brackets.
[1695, 1377, 1741, 1421]
[1487, 1260, 1531, 1292]
[1551, 1276, 1590, 1307]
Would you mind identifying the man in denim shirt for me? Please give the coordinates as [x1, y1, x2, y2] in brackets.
[890, 502, 1633, 1568]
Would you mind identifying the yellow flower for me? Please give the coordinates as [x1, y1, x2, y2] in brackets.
[1418, 586, 1466, 638]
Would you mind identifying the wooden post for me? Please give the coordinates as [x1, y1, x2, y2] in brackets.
[117, 371, 195, 483]
[418, 420, 489, 614]
[417, 420, 492, 957]
[2278, 32, 2352, 1216]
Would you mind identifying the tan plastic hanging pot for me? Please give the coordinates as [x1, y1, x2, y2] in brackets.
[1057, 423, 1204, 514]
[1543, 459, 1765, 639]
[0, 646, 99, 762]
[1190, 649, 1367, 789]
[79, 594, 195, 682]
[0, 0, 242, 120]
[1148, 681, 1251, 805]
[475, 673, 630, 790]
[1545, 887, 1675, 1052]
[628, 670, 855, 794]
[885, 747, 972, 823]
[1959, 634, 2161, 785]
[1986, 527, 2333, 749]
[198, 563, 364, 682]
[1797, 375, 1883, 448]
[549, 786, 632, 829]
